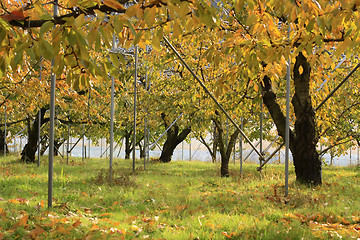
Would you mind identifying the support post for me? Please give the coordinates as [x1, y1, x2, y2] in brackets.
[240, 117, 243, 176]
[189, 138, 192, 161]
[4, 103, 6, 156]
[37, 108, 41, 166]
[259, 103, 263, 173]
[88, 89, 91, 159]
[82, 124, 85, 162]
[133, 46, 138, 173]
[48, 0, 58, 208]
[110, 75, 115, 182]
[67, 108, 70, 164]
[285, 27, 291, 197]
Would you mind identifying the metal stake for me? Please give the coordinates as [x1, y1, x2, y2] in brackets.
[67, 108, 70, 164]
[48, 0, 58, 208]
[285, 27, 291, 197]
[37, 108, 41, 166]
[133, 46, 138, 173]
[4, 103, 6, 156]
[240, 117, 243, 176]
[82, 124, 85, 162]
[88, 89, 91, 159]
[110, 76, 115, 182]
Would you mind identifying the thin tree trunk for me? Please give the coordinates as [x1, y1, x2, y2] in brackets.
[213, 113, 240, 177]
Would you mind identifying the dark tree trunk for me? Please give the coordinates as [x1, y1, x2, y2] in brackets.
[213, 114, 240, 177]
[0, 130, 9, 154]
[138, 141, 145, 158]
[261, 53, 321, 185]
[54, 139, 63, 156]
[159, 113, 191, 163]
[40, 135, 48, 156]
[124, 130, 132, 159]
[21, 107, 48, 163]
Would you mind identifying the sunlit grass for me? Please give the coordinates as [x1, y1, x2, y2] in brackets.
[0, 155, 359, 239]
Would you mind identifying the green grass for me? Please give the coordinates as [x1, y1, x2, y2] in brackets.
[0, 155, 359, 239]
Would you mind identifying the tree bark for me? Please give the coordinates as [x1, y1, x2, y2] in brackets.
[261, 53, 321, 185]
[0, 130, 9, 154]
[21, 107, 48, 163]
[124, 129, 132, 159]
[213, 114, 240, 177]
[159, 113, 191, 163]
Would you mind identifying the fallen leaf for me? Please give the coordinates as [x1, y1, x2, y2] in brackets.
[28, 227, 46, 239]
[12, 215, 29, 229]
[72, 220, 81, 228]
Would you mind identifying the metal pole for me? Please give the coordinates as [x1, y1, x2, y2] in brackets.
[67, 108, 70, 164]
[259, 103, 263, 170]
[189, 138, 192, 161]
[4, 103, 6, 156]
[149, 113, 183, 149]
[133, 46, 138, 173]
[88, 89, 91, 159]
[82, 124, 85, 162]
[285, 26, 291, 197]
[240, 117, 243, 176]
[37, 108, 41, 166]
[315, 62, 360, 112]
[350, 142, 352, 166]
[110, 74, 115, 182]
[144, 118, 146, 170]
[100, 138, 103, 158]
[48, 0, 58, 208]
[163, 36, 264, 161]
[182, 141, 184, 160]
[357, 144, 359, 167]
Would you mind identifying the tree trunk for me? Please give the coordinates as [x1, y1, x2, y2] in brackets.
[261, 53, 321, 185]
[159, 113, 191, 163]
[54, 139, 64, 156]
[0, 130, 9, 155]
[213, 113, 240, 177]
[124, 130, 132, 159]
[138, 141, 145, 158]
[21, 107, 48, 163]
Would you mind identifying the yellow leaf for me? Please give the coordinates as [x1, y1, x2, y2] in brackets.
[103, 0, 125, 10]
[298, 65, 304, 75]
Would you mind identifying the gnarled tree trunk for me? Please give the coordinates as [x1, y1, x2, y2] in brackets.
[261, 53, 321, 185]
[21, 107, 48, 163]
[159, 113, 191, 163]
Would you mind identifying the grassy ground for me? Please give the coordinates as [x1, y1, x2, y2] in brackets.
[0, 155, 359, 239]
